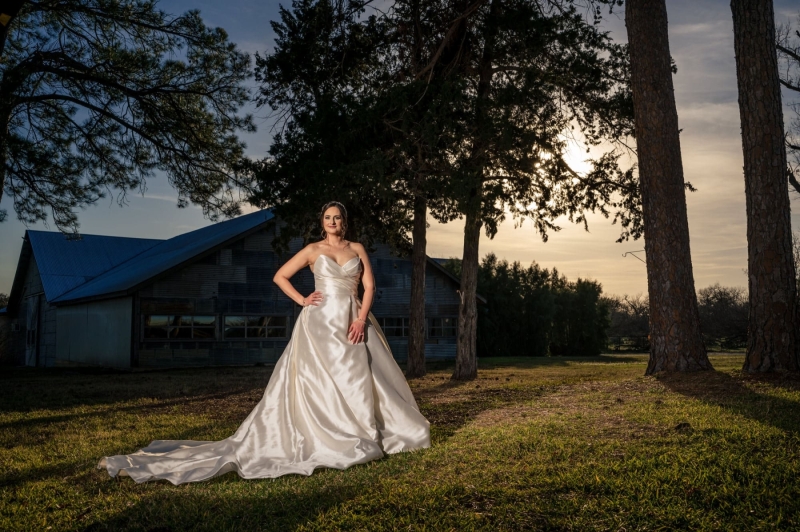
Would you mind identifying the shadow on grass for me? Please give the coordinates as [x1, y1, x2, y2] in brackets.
[658, 370, 800, 435]
[0, 424, 226, 489]
[410, 356, 647, 440]
[0, 389, 262, 435]
[0, 367, 275, 415]
[415, 379, 557, 440]
[81, 474, 367, 532]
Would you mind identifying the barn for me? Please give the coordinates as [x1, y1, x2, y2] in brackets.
[1, 209, 474, 368]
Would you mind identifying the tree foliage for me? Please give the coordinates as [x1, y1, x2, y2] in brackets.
[252, 0, 640, 378]
[251, 0, 641, 243]
[433, 0, 638, 378]
[476, 253, 554, 357]
[251, 0, 465, 253]
[0, 0, 255, 231]
[604, 293, 649, 350]
[696, 284, 748, 349]
[549, 276, 608, 356]
[440, 0, 638, 239]
[443, 253, 609, 357]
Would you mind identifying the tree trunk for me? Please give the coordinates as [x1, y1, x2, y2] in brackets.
[625, 0, 711, 374]
[451, 0, 497, 381]
[453, 206, 481, 380]
[731, 0, 799, 372]
[406, 194, 428, 379]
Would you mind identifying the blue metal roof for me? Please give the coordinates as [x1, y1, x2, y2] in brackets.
[52, 209, 274, 304]
[27, 231, 161, 302]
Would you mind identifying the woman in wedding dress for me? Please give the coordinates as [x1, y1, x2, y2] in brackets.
[98, 202, 431, 484]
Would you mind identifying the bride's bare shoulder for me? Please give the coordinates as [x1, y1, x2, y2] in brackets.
[295, 242, 322, 261]
[348, 241, 368, 256]
[303, 241, 324, 253]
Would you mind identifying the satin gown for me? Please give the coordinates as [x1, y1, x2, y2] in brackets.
[98, 255, 431, 484]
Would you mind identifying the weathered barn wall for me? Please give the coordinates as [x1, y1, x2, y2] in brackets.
[10, 254, 57, 366]
[133, 228, 459, 367]
[0, 315, 10, 366]
[56, 298, 132, 368]
[368, 243, 460, 361]
[136, 227, 305, 367]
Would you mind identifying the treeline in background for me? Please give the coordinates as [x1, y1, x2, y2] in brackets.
[442, 254, 609, 357]
[442, 254, 751, 357]
[605, 285, 748, 353]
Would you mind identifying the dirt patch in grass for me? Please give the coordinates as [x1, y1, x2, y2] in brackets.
[468, 377, 667, 443]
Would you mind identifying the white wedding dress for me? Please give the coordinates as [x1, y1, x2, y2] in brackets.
[98, 255, 431, 484]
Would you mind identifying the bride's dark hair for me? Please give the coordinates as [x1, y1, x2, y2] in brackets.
[319, 201, 348, 240]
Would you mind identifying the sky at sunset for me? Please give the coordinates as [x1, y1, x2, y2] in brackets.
[1, 0, 799, 298]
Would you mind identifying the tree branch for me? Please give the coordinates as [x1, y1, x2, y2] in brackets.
[777, 43, 800, 64]
[789, 167, 800, 195]
[780, 77, 800, 93]
[413, 0, 489, 82]
[17, 92, 179, 151]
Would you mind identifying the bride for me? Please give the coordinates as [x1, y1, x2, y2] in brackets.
[98, 201, 431, 484]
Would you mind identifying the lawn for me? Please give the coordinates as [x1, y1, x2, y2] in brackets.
[1, 355, 798, 531]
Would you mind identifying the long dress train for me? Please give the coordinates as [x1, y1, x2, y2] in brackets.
[98, 255, 431, 484]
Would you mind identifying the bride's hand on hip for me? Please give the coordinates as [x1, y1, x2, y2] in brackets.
[348, 319, 366, 344]
[302, 291, 323, 306]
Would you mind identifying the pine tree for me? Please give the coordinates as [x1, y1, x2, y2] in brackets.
[442, 0, 637, 379]
[254, 0, 640, 382]
[732, 0, 798, 372]
[624, 0, 710, 374]
[0, 0, 254, 231]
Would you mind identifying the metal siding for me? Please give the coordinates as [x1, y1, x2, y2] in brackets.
[16, 256, 55, 366]
[136, 227, 297, 367]
[368, 242, 461, 319]
[0, 315, 10, 365]
[56, 298, 132, 368]
[12, 255, 61, 367]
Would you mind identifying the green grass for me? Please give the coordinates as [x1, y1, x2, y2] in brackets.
[1, 355, 799, 531]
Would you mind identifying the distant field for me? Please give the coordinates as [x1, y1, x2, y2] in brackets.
[1, 354, 798, 531]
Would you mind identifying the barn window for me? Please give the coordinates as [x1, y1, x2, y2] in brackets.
[429, 317, 456, 337]
[224, 316, 288, 339]
[376, 317, 409, 337]
[143, 315, 217, 340]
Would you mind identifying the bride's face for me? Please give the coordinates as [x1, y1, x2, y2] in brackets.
[322, 207, 344, 237]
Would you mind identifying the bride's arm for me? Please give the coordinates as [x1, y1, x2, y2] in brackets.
[352, 243, 375, 320]
[347, 243, 374, 344]
[273, 245, 322, 307]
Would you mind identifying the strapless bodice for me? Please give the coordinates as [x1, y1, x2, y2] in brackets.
[313, 255, 361, 297]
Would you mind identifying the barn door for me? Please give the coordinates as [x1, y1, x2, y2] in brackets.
[25, 295, 40, 367]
